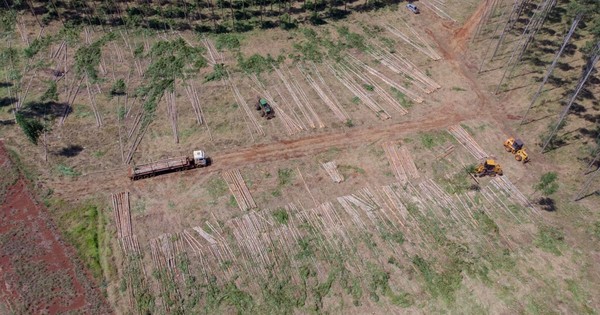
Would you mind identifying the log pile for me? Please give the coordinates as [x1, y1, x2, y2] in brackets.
[223, 169, 257, 211]
[111, 192, 141, 255]
[448, 125, 487, 160]
[322, 161, 343, 183]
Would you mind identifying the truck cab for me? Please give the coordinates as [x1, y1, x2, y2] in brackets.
[193, 150, 208, 167]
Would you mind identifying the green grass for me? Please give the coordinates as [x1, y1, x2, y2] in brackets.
[56, 164, 81, 177]
[228, 195, 238, 208]
[451, 86, 466, 91]
[412, 255, 463, 303]
[272, 208, 289, 225]
[277, 168, 294, 186]
[57, 203, 105, 278]
[381, 229, 405, 245]
[419, 131, 451, 149]
[0, 161, 19, 204]
[271, 189, 282, 197]
[391, 87, 413, 109]
[338, 164, 365, 176]
[592, 221, 600, 239]
[535, 225, 564, 255]
[367, 263, 412, 306]
[460, 123, 476, 136]
[207, 177, 228, 199]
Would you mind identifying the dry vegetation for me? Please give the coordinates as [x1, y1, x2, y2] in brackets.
[1, 0, 600, 313]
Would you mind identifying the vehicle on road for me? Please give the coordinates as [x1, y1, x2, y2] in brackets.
[129, 150, 209, 180]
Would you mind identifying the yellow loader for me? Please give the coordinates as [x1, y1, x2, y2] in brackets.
[504, 137, 529, 162]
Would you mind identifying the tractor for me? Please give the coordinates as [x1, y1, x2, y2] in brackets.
[504, 137, 529, 162]
[256, 97, 275, 119]
[474, 159, 503, 177]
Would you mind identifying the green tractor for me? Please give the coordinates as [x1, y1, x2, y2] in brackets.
[256, 97, 275, 119]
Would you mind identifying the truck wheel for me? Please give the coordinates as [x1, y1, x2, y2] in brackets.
[515, 155, 522, 161]
[260, 111, 265, 117]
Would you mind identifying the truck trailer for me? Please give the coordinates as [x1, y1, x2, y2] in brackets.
[129, 150, 208, 180]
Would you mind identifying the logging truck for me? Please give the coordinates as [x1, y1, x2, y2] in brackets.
[129, 150, 209, 180]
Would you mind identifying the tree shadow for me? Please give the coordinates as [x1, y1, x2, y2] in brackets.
[19, 101, 71, 120]
[556, 61, 575, 71]
[0, 82, 12, 88]
[0, 97, 17, 108]
[55, 145, 84, 157]
[0, 119, 15, 126]
[538, 197, 556, 212]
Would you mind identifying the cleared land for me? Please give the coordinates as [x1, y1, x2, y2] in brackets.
[0, 0, 599, 313]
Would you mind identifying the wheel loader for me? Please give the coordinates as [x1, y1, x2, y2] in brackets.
[504, 137, 529, 162]
[474, 159, 503, 177]
[256, 97, 275, 119]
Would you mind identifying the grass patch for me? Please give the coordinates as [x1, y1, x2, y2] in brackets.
[228, 195, 238, 208]
[592, 221, 600, 239]
[91, 150, 105, 158]
[207, 177, 228, 199]
[460, 123, 476, 136]
[363, 84, 374, 91]
[272, 208, 289, 225]
[381, 229, 405, 245]
[277, 168, 294, 186]
[338, 164, 365, 176]
[391, 87, 413, 109]
[419, 131, 451, 149]
[367, 263, 412, 306]
[535, 225, 564, 255]
[56, 203, 106, 278]
[56, 164, 81, 177]
[451, 86, 466, 91]
[271, 189, 282, 197]
[412, 255, 462, 303]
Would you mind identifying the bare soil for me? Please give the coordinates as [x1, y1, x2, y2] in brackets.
[0, 142, 111, 314]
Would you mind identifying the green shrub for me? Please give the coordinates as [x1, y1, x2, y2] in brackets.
[110, 79, 127, 96]
[215, 34, 241, 51]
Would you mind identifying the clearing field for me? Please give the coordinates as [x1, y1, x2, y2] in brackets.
[1, 0, 599, 313]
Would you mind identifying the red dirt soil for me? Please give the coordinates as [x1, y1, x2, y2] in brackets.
[0, 142, 111, 314]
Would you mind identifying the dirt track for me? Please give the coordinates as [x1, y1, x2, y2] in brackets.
[0, 143, 111, 314]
